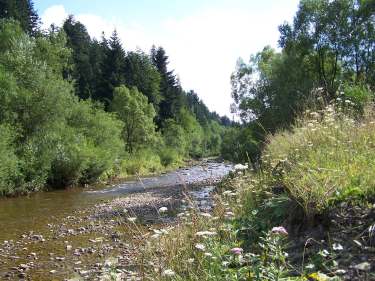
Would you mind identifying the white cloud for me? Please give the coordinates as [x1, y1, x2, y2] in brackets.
[41, 5, 68, 29]
[41, 3, 299, 116]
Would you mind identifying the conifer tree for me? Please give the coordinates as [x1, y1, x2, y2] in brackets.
[0, 0, 39, 35]
[63, 15, 93, 99]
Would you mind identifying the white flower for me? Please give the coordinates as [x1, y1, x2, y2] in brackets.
[305, 263, 315, 269]
[234, 164, 248, 170]
[332, 243, 343, 251]
[127, 217, 137, 223]
[321, 249, 330, 257]
[222, 261, 230, 267]
[187, 258, 195, 263]
[158, 207, 168, 213]
[199, 213, 212, 218]
[195, 231, 217, 237]
[204, 252, 213, 257]
[195, 243, 205, 251]
[162, 269, 175, 277]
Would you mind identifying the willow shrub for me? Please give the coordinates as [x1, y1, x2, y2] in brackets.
[0, 20, 124, 193]
[0, 125, 19, 195]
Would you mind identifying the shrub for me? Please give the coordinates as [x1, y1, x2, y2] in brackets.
[158, 147, 182, 167]
[0, 124, 19, 195]
[120, 149, 163, 176]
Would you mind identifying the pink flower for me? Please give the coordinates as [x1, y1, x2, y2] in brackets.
[230, 247, 243, 255]
[271, 226, 288, 235]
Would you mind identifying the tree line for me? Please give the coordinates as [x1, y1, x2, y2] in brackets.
[223, 0, 374, 167]
[0, 0, 233, 195]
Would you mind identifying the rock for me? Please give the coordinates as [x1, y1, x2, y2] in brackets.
[79, 270, 89, 276]
[19, 264, 29, 270]
[55, 256, 65, 261]
[334, 269, 346, 275]
[354, 262, 371, 271]
[50, 270, 57, 274]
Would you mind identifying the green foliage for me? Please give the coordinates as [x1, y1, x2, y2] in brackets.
[0, 20, 124, 193]
[63, 15, 94, 99]
[221, 126, 260, 166]
[0, 0, 39, 35]
[0, 124, 19, 195]
[124, 50, 162, 108]
[120, 149, 163, 176]
[158, 147, 181, 167]
[339, 84, 373, 115]
[110, 85, 157, 153]
[229, 0, 375, 166]
[162, 119, 188, 155]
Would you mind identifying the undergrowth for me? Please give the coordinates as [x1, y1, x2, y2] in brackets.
[139, 102, 375, 281]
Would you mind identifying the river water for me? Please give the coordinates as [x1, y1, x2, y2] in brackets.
[0, 160, 233, 280]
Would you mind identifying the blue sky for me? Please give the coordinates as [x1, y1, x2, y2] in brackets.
[35, 0, 300, 116]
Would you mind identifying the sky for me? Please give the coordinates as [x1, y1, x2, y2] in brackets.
[35, 0, 300, 117]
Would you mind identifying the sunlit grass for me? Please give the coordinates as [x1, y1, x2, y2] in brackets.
[262, 103, 375, 218]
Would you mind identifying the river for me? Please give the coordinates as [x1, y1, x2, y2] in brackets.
[0, 160, 233, 280]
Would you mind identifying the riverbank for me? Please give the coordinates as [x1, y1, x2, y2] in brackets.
[139, 105, 375, 280]
[0, 160, 232, 280]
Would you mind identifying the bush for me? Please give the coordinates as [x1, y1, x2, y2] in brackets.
[0, 124, 19, 195]
[0, 20, 125, 193]
[158, 147, 181, 167]
[120, 149, 163, 176]
[339, 84, 373, 116]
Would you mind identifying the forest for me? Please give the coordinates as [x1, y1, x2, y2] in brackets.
[0, 0, 233, 195]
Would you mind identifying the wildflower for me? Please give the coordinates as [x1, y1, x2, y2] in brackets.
[195, 243, 205, 251]
[222, 261, 230, 267]
[127, 217, 137, 223]
[234, 164, 248, 170]
[199, 212, 212, 218]
[162, 269, 175, 277]
[271, 226, 288, 235]
[158, 207, 168, 213]
[332, 243, 343, 251]
[160, 228, 169, 235]
[151, 234, 160, 239]
[187, 258, 195, 263]
[305, 263, 315, 269]
[230, 247, 243, 255]
[321, 249, 330, 257]
[204, 252, 213, 257]
[196, 231, 217, 237]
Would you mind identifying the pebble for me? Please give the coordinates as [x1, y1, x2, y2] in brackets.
[354, 262, 371, 271]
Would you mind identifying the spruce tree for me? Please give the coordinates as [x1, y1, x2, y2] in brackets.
[98, 30, 126, 107]
[0, 0, 39, 35]
[63, 15, 93, 99]
[151, 46, 183, 125]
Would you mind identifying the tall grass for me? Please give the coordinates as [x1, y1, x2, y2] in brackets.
[262, 104, 375, 218]
[137, 102, 375, 280]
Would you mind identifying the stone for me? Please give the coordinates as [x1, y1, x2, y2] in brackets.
[354, 262, 371, 271]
